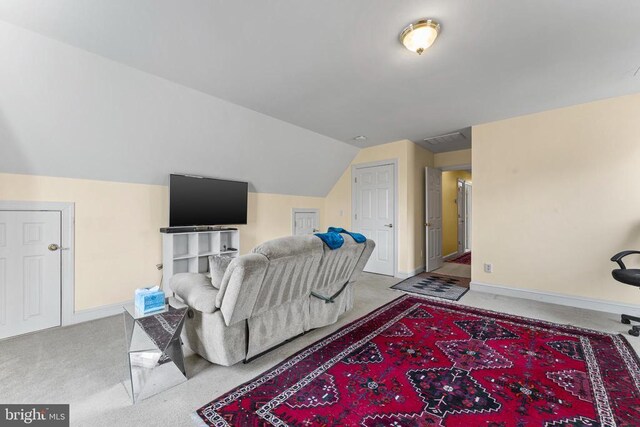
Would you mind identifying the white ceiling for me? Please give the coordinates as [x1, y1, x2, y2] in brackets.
[1, 0, 640, 153]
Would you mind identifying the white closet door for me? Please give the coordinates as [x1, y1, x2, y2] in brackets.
[293, 211, 320, 235]
[353, 163, 395, 276]
[0, 211, 61, 339]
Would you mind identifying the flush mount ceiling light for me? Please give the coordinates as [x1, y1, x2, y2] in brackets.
[399, 19, 441, 55]
[353, 135, 367, 142]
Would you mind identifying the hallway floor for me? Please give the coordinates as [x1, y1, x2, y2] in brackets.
[434, 261, 471, 278]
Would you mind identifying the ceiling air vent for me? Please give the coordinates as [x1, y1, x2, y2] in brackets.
[423, 132, 466, 145]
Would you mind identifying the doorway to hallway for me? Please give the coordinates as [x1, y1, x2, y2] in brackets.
[437, 169, 472, 278]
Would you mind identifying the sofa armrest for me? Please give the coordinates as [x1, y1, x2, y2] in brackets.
[169, 273, 219, 313]
[217, 254, 269, 326]
[348, 239, 376, 283]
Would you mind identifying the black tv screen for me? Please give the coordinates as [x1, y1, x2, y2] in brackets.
[169, 174, 248, 226]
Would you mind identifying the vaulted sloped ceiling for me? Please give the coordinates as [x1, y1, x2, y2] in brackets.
[2, 1, 640, 194]
[0, 21, 358, 196]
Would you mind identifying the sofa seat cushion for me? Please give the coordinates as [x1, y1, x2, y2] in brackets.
[170, 273, 219, 313]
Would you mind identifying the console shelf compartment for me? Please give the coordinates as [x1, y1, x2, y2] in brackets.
[162, 229, 240, 295]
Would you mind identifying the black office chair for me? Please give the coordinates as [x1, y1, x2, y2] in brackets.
[611, 250, 640, 336]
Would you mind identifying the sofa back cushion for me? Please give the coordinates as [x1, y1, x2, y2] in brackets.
[216, 235, 374, 326]
[252, 235, 323, 260]
[249, 235, 323, 316]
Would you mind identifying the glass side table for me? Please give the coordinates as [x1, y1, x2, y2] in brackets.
[122, 302, 188, 403]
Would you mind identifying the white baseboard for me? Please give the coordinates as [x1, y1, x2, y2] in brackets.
[395, 266, 425, 279]
[443, 252, 459, 261]
[64, 301, 128, 326]
[470, 280, 640, 317]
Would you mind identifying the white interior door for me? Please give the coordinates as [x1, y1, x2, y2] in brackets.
[293, 210, 320, 235]
[425, 167, 443, 272]
[0, 211, 62, 339]
[464, 182, 472, 252]
[457, 180, 465, 255]
[353, 163, 395, 276]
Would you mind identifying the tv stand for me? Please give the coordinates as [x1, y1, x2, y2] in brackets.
[161, 228, 240, 295]
[160, 225, 238, 233]
[160, 225, 212, 233]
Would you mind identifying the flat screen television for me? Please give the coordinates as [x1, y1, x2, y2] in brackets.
[169, 174, 248, 227]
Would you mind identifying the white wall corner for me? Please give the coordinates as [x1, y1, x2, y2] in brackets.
[470, 280, 640, 317]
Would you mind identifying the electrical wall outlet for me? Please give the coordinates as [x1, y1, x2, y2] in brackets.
[483, 263, 493, 273]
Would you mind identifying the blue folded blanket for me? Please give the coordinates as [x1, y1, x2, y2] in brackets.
[327, 227, 367, 244]
[315, 227, 367, 250]
[314, 232, 344, 250]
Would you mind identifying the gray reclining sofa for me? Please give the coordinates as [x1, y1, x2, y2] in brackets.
[170, 234, 375, 365]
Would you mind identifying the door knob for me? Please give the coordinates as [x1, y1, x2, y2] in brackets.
[48, 243, 68, 251]
[384, 224, 393, 228]
[425, 223, 431, 227]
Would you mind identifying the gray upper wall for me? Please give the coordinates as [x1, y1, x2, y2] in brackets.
[0, 21, 358, 196]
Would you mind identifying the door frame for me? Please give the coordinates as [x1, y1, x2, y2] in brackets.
[0, 201, 75, 327]
[351, 159, 399, 277]
[440, 167, 472, 259]
[456, 178, 465, 256]
[464, 181, 472, 252]
[291, 208, 320, 235]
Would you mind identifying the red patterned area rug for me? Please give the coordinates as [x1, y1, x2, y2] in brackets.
[449, 251, 471, 265]
[195, 295, 640, 426]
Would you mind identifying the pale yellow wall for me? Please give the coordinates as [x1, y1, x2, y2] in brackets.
[0, 173, 324, 310]
[325, 140, 409, 232]
[238, 192, 325, 252]
[472, 92, 640, 304]
[441, 170, 472, 256]
[324, 140, 434, 275]
[434, 149, 472, 169]
[0, 173, 166, 311]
